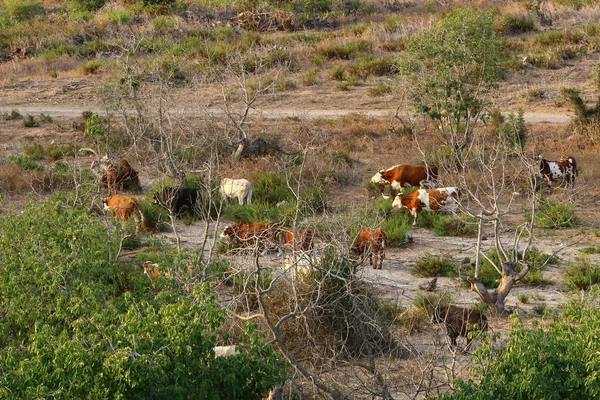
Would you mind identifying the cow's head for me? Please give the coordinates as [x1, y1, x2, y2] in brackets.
[220, 226, 235, 240]
[370, 171, 387, 185]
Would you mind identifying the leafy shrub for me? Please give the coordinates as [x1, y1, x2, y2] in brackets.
[465, 247, 556, 288]
[412, 292, 451, 314]
[1, 109, 21, 120]
[77, 59, 104, 75]
[561, 257, 600, 291]
[494, 14, 536, 34]
[22, 114, 39, 128]
[8, 155, 43, 171]
[252, 172, 294, 206]
[353, 199, 412, 246]
[107, 9, 132, 24]
[71, 0, 105, 12]
[23, 142, 46, 160]
[368, 82, 392, 97]
[517, 294, 528, 303]
[0, 197, 286, 398]
[436, 289, 600, 399]
[301, 68, 319, 86]
[3, 0, 43, 21]
[411, 253, 458, 277]
[530, 197, 580, 228]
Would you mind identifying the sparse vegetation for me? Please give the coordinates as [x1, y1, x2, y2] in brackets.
[411, 253, 458, 278]
[561, 257, 600, 291]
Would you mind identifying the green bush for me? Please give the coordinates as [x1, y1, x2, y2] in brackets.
[411, 253, 458, 277]
[22, 114, 39, 127]
[0, 197, 286, 398]
[252, 172, 294, 206]
[465, 247, 556, 288]
[530, 197, 580, 228]
[561, 257, 600, 291]
[3, 0, 43, 21]
[70, 0, 105, 11]
[494, 14, 536, 34]
[436, 289, 600, 399]
[77, 59, 104, 75]
[412, 292, 451, 314]
[8, 155, 44, 171]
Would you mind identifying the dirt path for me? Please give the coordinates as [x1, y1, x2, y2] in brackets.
[0, 105, 573, 124]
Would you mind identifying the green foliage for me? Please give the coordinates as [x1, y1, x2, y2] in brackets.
[436, 289, 600, 400]
[411, 253, 458, 277]
[415, 211, 476, 236]
[77, 59, 104, 75]
[517, 294, 528, 303]
[8, 155, 44, 171]
[412, 292, 450, 314]
[70, 0, 105, 11]
[24, 142, 77, 161]
[398, 8, 506, 157]
[0, 109, 21, 120]
[353, 198, 412, 246]
[530, 197, 580, 228]
[83, 112, 107, 138]
[368, 81, 392, 97]
[253, 171, 294, 205]
[494, 13, 536, 34]
[3, 0, 43, 21]
[0, 197, 285, 398]
[495, 108, 527, 154]
[22, 114, 39, 127]
[561, 257, 600, 291]
[466, 247, 556, 288]
[318, 40, 372, 60]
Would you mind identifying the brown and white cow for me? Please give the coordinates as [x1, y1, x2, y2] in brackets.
[219, 178, 253, 205]
[220, 221, 280, 250]
[351, 228, 387, 269]
[392, 187, 459, 225]
[280, 228, 314, 252]
[371, 164, 438, 190]
[102, 194, 144, 231]
[535, 155, 577, 190]
[142, 261, 193, 280]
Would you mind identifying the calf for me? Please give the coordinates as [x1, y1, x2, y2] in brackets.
[153, 187, 198, 216]
[280, 228, 314, 252]
[220, 178, 253, 205]
[220, 221, 280, 250]
[431, 304, 488, 349]
[103, 195, 144, 231]
[351, 228, 387, 269]
[392, 187, 459, 225]
[371, 164, 438, 190]
[535, 155, 577, 190]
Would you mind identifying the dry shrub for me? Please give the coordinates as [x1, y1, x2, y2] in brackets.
[326, 113, 391, 153]
[0, 163, 46, 193]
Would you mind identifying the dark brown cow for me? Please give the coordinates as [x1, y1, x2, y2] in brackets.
[220, 222, 281, 250]
[371, 164, 438, 190]
[535, 155, 577, 190]
[81, 148, 139, 194]
[351, 228, 387, 269]
[392, 187, 459, 225]
[102, 195, 144, 232]
[280, 228, 314, 251]
[431, 304, 488, 349]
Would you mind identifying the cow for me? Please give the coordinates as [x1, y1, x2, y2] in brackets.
[142, 261, 193, 280]
[431, 304, 488, 350]
[280, 228, 314, 252]
[371, 164, 438, 190]
[351, 228, 387, 269]
[153, 187, 198, 216]
[220, 178, 252, 205]
[392, 187, 459, 225]
[80, 148, 139, 194]
[535, 155, 577, 190]
[102, 195, 144, 232]
[220, 221, 280, 251]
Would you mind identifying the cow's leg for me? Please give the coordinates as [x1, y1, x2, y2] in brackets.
[238, 194, 244, 205]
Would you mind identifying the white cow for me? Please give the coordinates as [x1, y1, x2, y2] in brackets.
[219, 178, 253, 205]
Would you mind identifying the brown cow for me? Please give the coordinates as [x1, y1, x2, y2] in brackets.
[80, 148, 139, 194]
[351, 228, 387, 269]
[142, 261, 193, 279]
[392, 187, 459, 225]
[280, 228, 314, 252]
[431, 304, 488, 349]
[371, 164, 438, 190]
[220, 222, 281, 250]
[534, 155, 577, 190]
[102, 195, 144, 231]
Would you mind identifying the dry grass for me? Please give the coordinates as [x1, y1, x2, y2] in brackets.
[0, 163, 46, 193]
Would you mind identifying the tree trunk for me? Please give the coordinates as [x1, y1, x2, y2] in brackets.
[468, 261, 529, 315]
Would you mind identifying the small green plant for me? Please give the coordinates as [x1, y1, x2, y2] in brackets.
[1, 110, 22, 120]
[561, 257, 600, 291]
[517, 294, 528, 304]
[107, 9, 132, 24]
[3, 0, 43, 21]
[24, 143, 46, 160]
[532, 303, 547, 316]
[329, 65, 346, 81]
[22, 115, 39, 128]
[301, 68, 318, 86]
[335, 81, 351, 91]
[494, 14, 536, 34]
[8, 155, 44, 171]
[368, 82, 392, 97]
[411, 253, 458, 277]
[413, 292, 451, 314]
[77, 60, 103, 75]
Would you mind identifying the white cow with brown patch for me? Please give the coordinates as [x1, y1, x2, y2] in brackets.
[392, 187, 459, 225]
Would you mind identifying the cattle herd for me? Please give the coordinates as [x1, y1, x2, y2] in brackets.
[95, 153, 579, 349]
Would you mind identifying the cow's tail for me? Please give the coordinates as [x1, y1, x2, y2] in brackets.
[247, 182, 253, 204]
